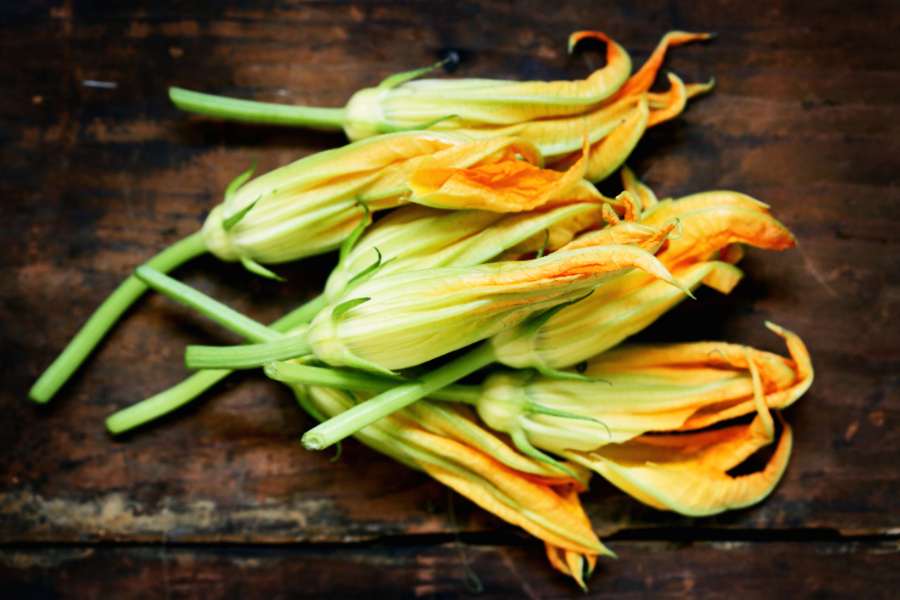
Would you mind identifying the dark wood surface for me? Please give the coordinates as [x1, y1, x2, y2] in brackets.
[2, 0, 898, 597]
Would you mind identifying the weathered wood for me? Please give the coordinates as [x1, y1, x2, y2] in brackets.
[2, 541, 898, 599]
[2, 0, 899, 552]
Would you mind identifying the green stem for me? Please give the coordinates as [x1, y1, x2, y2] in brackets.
[136, 266, 276, 343]
[105, 294, 326, 434]
[301, 342, 497, 450]
[264, 361, 482, 404]
[185, 333, 310, 370]
[170, 87, 347, 130]
[30, 232, 208, 403]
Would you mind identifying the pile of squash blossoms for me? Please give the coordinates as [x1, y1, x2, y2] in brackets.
[30, 31, 812, 589]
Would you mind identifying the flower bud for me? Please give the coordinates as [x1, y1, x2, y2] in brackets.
[323, 201, 608, 302]
[307, 244, 689, 374]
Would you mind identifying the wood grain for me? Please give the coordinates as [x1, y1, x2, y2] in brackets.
[2, 541, 898, 599]
[2, 1, 898, 587]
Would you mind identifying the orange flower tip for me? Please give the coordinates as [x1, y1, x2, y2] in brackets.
[567, 30, 610, 55]
[763, 320, 785, 336]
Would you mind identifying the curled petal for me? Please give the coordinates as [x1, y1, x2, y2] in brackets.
[621, 164, 659, 210]
[567, 413, 792, 516]
[646, 73, 688, 128]
[617, 31, 713, 97]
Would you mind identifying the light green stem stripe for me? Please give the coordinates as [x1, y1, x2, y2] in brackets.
[185, 333, 310, 370]
[136, 266, 277, 343]
[264, 361, 482, 404]
[105, 294, 327, 434]
[301, 342, 497, 451]
[30, 232, 208, 403]
[170, 87, 347, 129]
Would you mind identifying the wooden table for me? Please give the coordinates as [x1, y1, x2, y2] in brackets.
[2, 1, 898, 597]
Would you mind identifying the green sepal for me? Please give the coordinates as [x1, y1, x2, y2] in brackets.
[378, 114, 459, 134]
[340, 349, 399, 378]
[331, 442, 343, 463]
[523, 291, 594, 335]
[378, 56, 455, 89]
[511, 430, 587, 487]
[535, 363, 611, 385]
[224, 157, 257, 203]
[525, 402, 612, 440]
[338, 200, 371, 265]
[667, 217, 684, 240]
[535, 229, 550, 259]
[240, 257, 286, 282]
[223, 196, 260, 231]
[332, 297, 370, 322]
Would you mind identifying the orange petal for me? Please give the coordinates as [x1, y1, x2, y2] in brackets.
[656, 205, 796, 267]
[568, 414, 793, 516]
[406, 429, 610, 555]
[408, 134, 588, 212]
[617, 31, 713, 97]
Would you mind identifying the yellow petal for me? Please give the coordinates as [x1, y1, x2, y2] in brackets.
[446, 94, 639, 159]
[621, 164, 659, 209]
[646, 73, 688, 128]
[551, 94, 650, 183]
[643, 191, 771, 226]
[557, 221, 659, 253]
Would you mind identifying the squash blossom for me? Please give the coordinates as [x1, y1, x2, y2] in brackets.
[563, 323, 813, 516]
[491, 187, 797, 375]
[324, 201, 613, 302]
[294, 382, 611, 589]
[170, 32, 713, 182]
[475, 322, 811, 456]
[29, 130, 594, 403]
[306, 241, 691, 375]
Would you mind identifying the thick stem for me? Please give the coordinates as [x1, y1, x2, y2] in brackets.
[185, 333, 310, 370]
[30, 232, 208, 403]
[301, 342, 497, 450]
[264, 361, 482, 404]
[170, 87, 347, 130]
[105, 294, 326, 433]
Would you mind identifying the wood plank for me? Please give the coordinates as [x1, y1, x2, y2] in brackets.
[2, 540, 898, 599]
[2, 0, 899, 544]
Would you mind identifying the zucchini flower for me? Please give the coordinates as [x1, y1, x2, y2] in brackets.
[170, 32, 713, 182]
[292, 382, 612, 589]
[29, 130, 589, 403]
[491, 188, 797, 376]
[474, 323, 813, 516]
[306, 241, 690, 375]
[324, 201, 610, 302]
